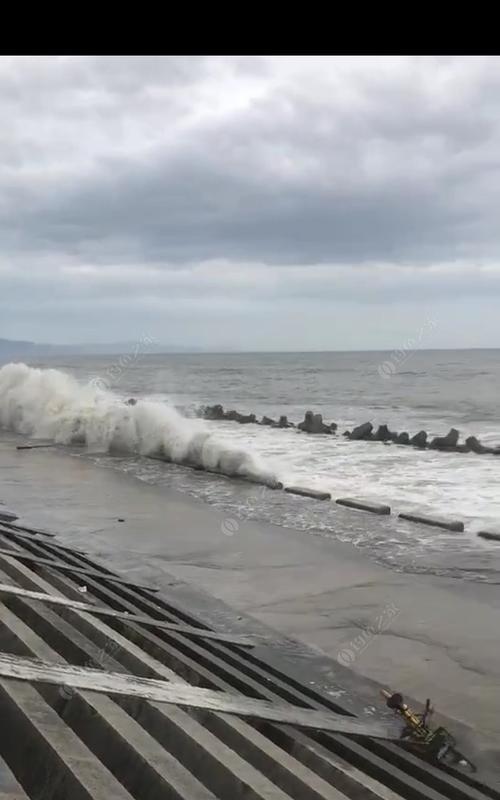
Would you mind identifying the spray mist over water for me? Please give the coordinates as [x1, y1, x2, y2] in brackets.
[0, 363, 280, 487]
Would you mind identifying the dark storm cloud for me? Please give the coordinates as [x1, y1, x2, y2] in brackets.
[3, 56, 500, 266]
[1, 56, 500, 346]
[14, 156, 465, 265]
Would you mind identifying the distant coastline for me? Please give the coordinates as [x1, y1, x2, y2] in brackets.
[2, 337, 500, 360]
[0, 338, 203, 358]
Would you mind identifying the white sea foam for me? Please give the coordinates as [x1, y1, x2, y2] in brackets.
[0, 363, 279, 486]
[203, 416, 500, 532]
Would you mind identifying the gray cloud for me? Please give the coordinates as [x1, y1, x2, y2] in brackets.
[1, 56, 500, 347]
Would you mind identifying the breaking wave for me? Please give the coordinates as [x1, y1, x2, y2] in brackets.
[0, 363, 280, 486]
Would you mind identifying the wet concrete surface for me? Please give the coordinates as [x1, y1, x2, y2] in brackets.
[0, 432, 499, 775]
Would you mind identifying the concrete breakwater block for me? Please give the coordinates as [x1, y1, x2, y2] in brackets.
[248, 477, 283, 490]
[398, 512, 464, 532]
[477, 530, 500, 542]
[297, 410, 337, 434]
[146, 454, 283, 490]
[284, 486, 331, 501]
[336, 498, 391, 515]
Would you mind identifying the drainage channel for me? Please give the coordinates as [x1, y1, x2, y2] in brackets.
[0, 521, 497, 800]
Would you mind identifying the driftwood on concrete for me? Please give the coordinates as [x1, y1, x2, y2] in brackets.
[0, 582, 257, 646]
[0, 652, 401, 739]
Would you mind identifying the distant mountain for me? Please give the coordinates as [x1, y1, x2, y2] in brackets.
[0, 338, 203, 358]
[0, 338, 37, 355]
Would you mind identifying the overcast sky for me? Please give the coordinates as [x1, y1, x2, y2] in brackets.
[1, 55, 500, 350]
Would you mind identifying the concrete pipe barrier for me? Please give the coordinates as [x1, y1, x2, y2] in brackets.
[336, 498, 391, 515]
[477, 530, 500, 542]
[398, 512, 464, 532]
[284, 486, 331, 501]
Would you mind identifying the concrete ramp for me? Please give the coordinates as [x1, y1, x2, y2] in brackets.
[0, 519, 497, 800]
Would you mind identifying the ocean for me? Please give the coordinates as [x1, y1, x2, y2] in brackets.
[1, 349, 500, 583]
